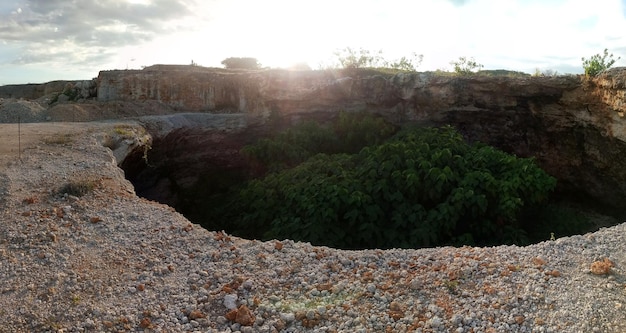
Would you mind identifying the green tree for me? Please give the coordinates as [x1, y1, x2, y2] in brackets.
[582, 48, 621, 76]
[221, 57, 261, 69]
[451, 56, 484, 75]
[234, 126, 556, 249]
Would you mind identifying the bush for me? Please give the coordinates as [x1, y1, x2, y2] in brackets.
[582, 49, 620, 76]
[233, 126, 557, 249]
[385, 53, 423, 72]
[451, 56, 484, 75]
[329, 48, 423, 72]
[241, 120, 338, 174]
[241, 112, 396, 174]
[191, 111, 397, 232]
[332, 47, 385, 69]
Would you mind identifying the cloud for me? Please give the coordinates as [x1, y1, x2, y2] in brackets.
[0, 0, 198, 65]
[446, 0, 471, 6]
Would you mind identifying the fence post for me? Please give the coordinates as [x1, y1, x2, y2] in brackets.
[18, 116, 21, 162]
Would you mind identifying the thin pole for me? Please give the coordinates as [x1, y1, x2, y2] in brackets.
[18, 116, 21, 162]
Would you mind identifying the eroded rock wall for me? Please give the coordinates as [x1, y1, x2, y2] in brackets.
[0, 80, 97, 100]
[107, 66, 626, 214]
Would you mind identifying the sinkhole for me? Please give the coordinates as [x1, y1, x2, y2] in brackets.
[118, 115, 625, 250]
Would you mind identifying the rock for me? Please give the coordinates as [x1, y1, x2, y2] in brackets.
[189, 309, 205, 320]
[225, 305, 255, 326]
[0, 80, 72, 99]
[590, 258, 614, 275]
[56, 94, 69, 103]
[280, 312, 295, 323]
[223, 293, 238, 309]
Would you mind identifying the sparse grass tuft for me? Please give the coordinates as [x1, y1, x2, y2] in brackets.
[113, 124, 147, 138]
[59, 179, 97, 197]
[113, 124, 136, 137]
[43, 133, 74, 145]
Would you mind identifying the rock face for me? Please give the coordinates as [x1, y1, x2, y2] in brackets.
[112, 66, 626, 217]
[0, 80, 97, 100]
[120, 113, 256, 208]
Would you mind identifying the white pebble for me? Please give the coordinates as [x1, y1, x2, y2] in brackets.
[280, 312, 295, 323]
[223, 294, 238, 309]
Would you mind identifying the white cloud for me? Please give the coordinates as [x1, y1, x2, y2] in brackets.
[2, 0, 626, 84]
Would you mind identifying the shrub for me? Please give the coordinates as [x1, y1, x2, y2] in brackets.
[190, 111, 397, 233]
[241, 120, 338, 173]
[241, 112, 396, 174]
[451, 56, 484, 75]
[329, 48, 423, 72]
[533, 69, 559, 77]
[582, 48, 620, 76]
[332, 47, 385, 69]
[385, 53, 423, 72]
[233, 126, 556, 249]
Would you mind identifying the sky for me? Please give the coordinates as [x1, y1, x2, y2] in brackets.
[1, 0, 626, 85]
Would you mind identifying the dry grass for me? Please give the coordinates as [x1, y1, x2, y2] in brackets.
[58, 179, 98, 197]
[42, 133, 74, 145]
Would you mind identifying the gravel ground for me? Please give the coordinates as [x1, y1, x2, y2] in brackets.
[0, 123, 626, 333]
[0, 98, 48, 123]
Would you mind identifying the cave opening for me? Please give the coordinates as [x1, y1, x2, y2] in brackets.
[119, 117, 624, 250]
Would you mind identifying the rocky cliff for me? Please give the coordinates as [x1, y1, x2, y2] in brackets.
[4, 66, 626, 216]
[106, 66, 626, 216]
[0, 80, 96, 100]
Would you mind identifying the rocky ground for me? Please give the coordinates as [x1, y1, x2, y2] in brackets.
[1, 98, 626, 332]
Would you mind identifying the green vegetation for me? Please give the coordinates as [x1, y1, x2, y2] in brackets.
[582, 48, 620, 76]
[533, 68, 559, 77]
[231, 125, 556, 249]
[450, 56, 484, 75]
[221, 57, 261, 69]
[180, 112, 397, 232]
[330, 47, 423, 72]
[180, 112, 592, 249]
[242, 112, 396, 173]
